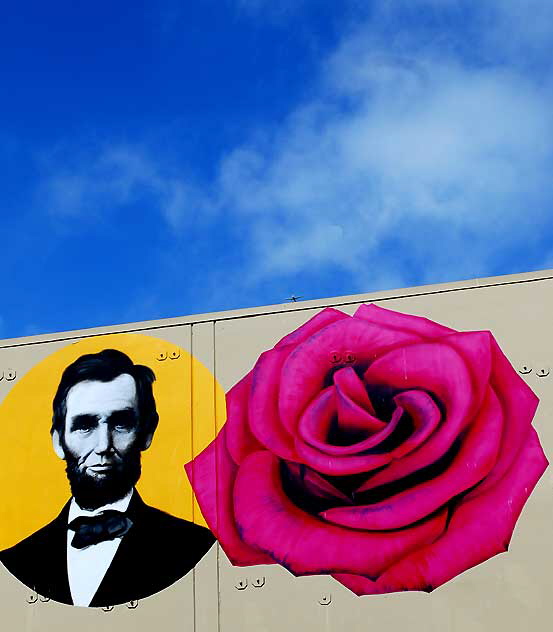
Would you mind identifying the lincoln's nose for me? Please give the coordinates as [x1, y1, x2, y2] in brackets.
[94, 422, 113, 455]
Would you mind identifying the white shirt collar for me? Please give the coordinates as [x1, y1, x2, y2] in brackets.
[68, 489, 134, 524]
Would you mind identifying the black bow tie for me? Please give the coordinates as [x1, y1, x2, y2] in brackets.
[68, 510, 133, 549]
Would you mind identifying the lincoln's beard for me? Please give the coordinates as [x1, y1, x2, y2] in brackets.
[63, 449, 142, 510]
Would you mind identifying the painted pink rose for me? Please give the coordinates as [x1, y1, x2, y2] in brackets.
[185, 305, 548, 594]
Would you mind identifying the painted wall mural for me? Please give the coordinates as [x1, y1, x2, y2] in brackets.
[0, 334, 221, 607]
[187, 304, 548, 595]
[0, 306, 547, 607]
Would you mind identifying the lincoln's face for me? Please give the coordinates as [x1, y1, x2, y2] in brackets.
[52, 373, 153, 508]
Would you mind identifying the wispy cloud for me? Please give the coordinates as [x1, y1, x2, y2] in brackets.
[36, 0, 553, 304]
[40, 145, 203, 231]
[198, 0, 553, 287]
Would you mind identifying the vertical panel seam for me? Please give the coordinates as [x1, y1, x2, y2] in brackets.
[213, 320, 221, 632]
[191, 324, 197, 632]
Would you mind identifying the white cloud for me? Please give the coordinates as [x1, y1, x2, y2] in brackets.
[38, 1, 553, 295]
[200, 2, 553, 287]
[41, 145, 201, 231]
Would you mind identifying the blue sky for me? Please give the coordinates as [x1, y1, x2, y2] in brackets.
[1, 0, 552, 339]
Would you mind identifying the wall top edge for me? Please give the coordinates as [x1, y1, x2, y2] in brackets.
[2, 268, 552, 349]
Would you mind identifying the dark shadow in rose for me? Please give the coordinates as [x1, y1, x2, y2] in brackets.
[281, 438, 462, 516]
[353, 438, 462, 506]
[365, 384, 399, 422]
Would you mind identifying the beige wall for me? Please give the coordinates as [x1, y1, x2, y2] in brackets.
[1, 269, 552, 631]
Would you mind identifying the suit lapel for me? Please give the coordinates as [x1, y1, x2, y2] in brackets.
[40, 503, 72, 605]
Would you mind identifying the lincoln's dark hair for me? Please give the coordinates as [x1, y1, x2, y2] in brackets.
[51, 349, 159, 441]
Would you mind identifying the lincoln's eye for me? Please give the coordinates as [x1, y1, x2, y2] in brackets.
[70, 414, 97, 432]
[109, 409, 138, 431]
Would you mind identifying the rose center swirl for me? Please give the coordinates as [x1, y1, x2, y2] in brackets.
[286, 366, 450, 516]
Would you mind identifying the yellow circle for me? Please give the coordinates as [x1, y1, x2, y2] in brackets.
[0, 333, 226, 549]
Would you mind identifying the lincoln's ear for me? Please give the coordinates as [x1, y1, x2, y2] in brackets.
[52, 430, 65, 460]
[141, 431, 154, 452]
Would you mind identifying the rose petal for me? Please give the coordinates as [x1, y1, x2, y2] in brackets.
[279, 318, 422, 434]
[249, 345, 298, 460]
[334, 366, 376, 414]
[439, 331, 492, 411]
[298, 390, 402, 457]
[298, 390, 440, 472]
[388, 390, 442, 459]
[467, 337, 539, 495]
[367, 428, 546, 593]
[233, 451, 448, 578]
[354, 304, 455, 338]
[301, 391, 438, 479]
[274, 308, 348, 348]
[335, 371, 386, 434]
[294, 383, 386, 457]
[283, 462, 352, 505]
[297, 387, 336, 445]
[230, 308, 349, 462]
[295, 406, 405, 474]
[331, 572, 382, 596]
[225, 373, 264, 464]
[335, 392, 386, 434]
[294, 440, 393, 476]
[359, 342, 475, 491]
[185, 429, 274, 566]
[323, 387, 503, 529]
[332, 428, 548, 596]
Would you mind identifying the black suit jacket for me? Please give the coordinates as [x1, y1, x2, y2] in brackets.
[0, 493, 215, 607]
